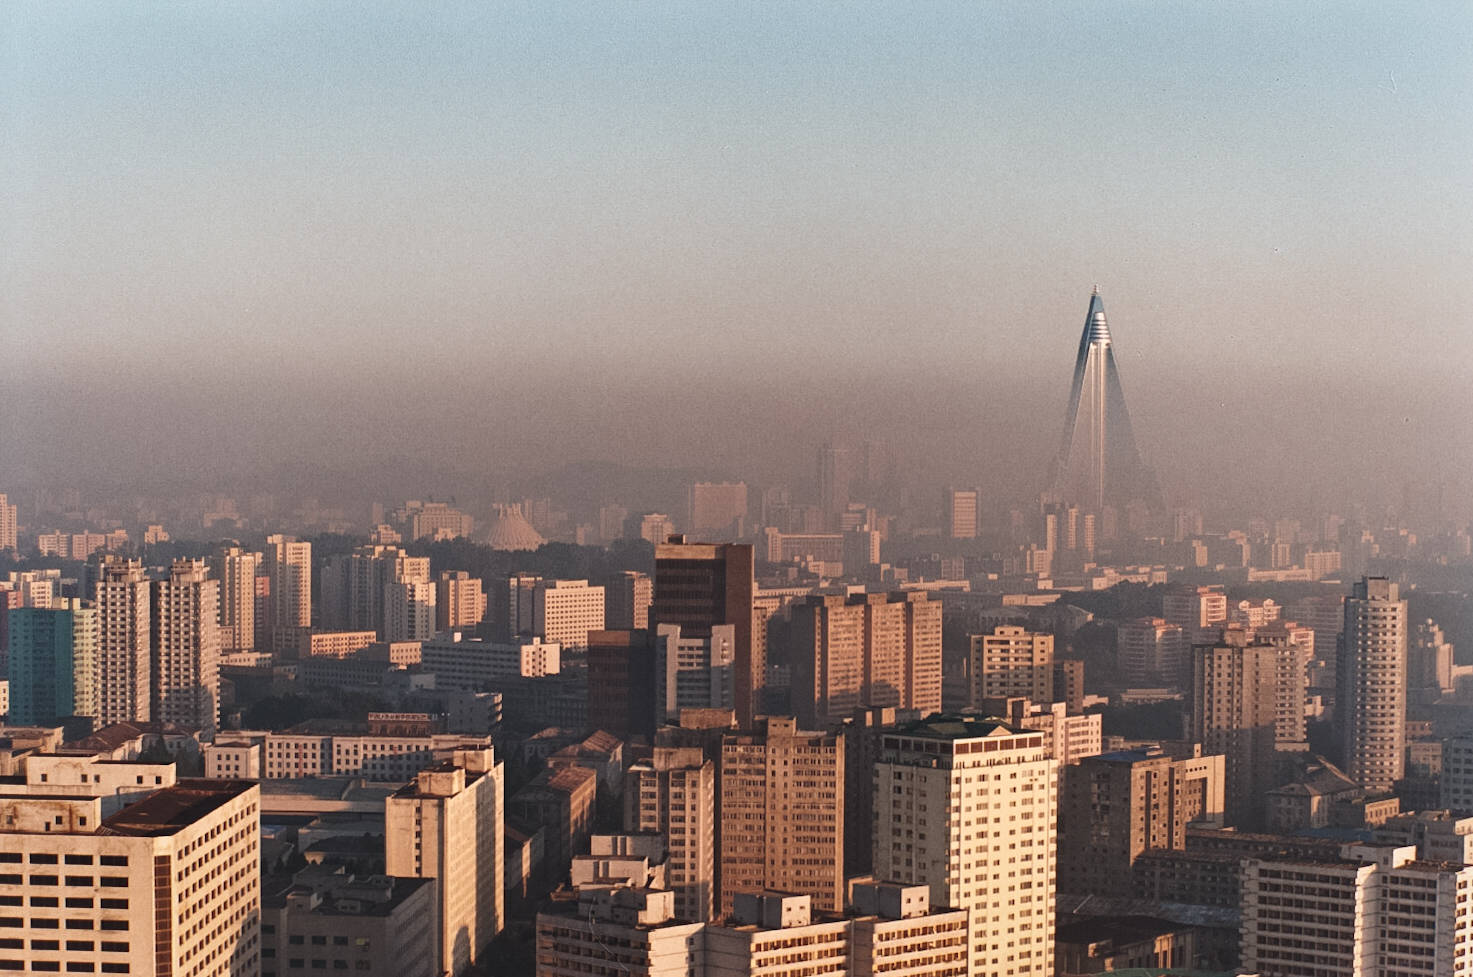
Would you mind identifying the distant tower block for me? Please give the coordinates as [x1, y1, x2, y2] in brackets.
[1050, 289, 1161, 512]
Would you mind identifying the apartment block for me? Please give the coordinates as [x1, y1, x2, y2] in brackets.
[625, 746, 716, 922]
[653, 540, 759, 727]
[205, 728, 492, 781]
[1117, 617, 1189, 687]
[0, 778, 261, 977]
[719, 717, 844, 915]
[261, 870, 435, 977]
[419, 633, 560, 689]
[384, 748, 504, 977]
[507, 578, 604, 651]
[1190, 629, 1280, 828]
[791, 592, 941, 729]
[1242, 843, 1473, 977]
[152, 559, 221, 736]
[264, 535, 312, 634]
[1162, 585, 1228, 644]
[1338, 577, 1408, 792]
[872, 716, 1057, 977]
[95, 557, 151, 726]
[212, 547, 260, 654]
[435, 571, 486, 632]
[1059, 748, 1225, 896]
[968, 625, 1053, 704]
[655, 623, 734, 725]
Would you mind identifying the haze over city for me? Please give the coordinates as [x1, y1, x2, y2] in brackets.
[4, 3, 1471, 519]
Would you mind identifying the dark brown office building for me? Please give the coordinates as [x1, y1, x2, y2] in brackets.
[651, 538, 758, 727]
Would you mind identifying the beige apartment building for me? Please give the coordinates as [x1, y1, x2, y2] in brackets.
[719, 717, 844, 915]
[791, 592, 942, 729]
[872, 716, 1057, 977]
[1190, 629, 1280, 827]
[152, 559, 221, 736]
[1338, 577, 1408, 792]
[0, 778, 260, 977]
[521, 578, 605, 650]
[297, 630, 377, 659]
[264, 534, 312, 634]
[1242, 843, 1473, 977]
[384, 748, 504, 977]
[969, 624, 1054, 704]
[205, 728, 491, 780]
[419, 633, 560, 688]
[536, 887, 706, 977]
[95, 557, 151, 726]
[625, 746, 716, 922]
[0, 495, 16, 552]
[212, 546, 260, 654]
[435, 570, 486, 632]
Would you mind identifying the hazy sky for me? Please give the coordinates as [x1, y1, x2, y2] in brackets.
[3, 3, 1471, 514]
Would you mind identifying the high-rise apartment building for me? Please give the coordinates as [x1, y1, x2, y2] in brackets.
[0, 778, 261, 977]
[968, 625, 1054, 704]
[790, 592, 942, 729]
[687, 482, 748, 535]
[264, 534, 311, 637]
[1338, 576, 1408, 792]
[1059, 748, 1225, 896]
[655, 623, 734, 724]
[7, 598, 98, 724]
[1190, 629, 1280, 828]
[944, 487, 981, 539]
[95, 556, 151, 725]
[625, 746, 716, 922]
[212, 546, 260, 654]
[151, 559, 221, 735]
[435, 570, 486, 632]
[604, 570, 652, 630]
[873, 716, 1057, 977]
[1162, 585, 1228, 644]
[518, 578, 604, 651]
[1242, 843, 1473, 977]
[385, 748, 504, 977]
[652, 539, 759, 727]
[719, 717, 844, 914]
[1116, 617, 1189, 687]
[0, 494, 16, 551]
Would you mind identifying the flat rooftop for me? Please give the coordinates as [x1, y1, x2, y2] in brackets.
[101, 780, 254, 837]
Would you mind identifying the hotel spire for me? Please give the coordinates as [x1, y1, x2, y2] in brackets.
[1050, 289, 1160, 512]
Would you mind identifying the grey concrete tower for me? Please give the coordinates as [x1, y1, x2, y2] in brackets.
[1050, 288, 1160, 511]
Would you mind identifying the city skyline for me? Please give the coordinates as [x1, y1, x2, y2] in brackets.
[2, 4, 1471, 517]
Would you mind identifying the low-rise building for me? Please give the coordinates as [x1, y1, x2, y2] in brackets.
[261, 868, 435, 977]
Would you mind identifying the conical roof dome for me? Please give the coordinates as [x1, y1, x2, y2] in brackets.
[485, 504, 545, 551]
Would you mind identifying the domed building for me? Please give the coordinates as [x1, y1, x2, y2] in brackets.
[485, 503, 545, 551]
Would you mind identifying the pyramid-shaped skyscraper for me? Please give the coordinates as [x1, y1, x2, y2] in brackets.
[1050, 288, 1161, 512]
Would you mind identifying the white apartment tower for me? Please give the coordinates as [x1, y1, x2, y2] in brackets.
[385, 748, 504, 977]
[1242, 843, 1473, 977]
[873, 716, 1057, 977]
[212, 546, 261, 653]
[95, 557, 151, 725]
[1338, 577, 1408, 792]
[529, 578, 605, 651]
[152, 559, 222, 735]
[264, 534, 311, 634]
